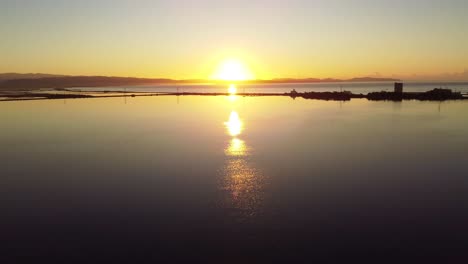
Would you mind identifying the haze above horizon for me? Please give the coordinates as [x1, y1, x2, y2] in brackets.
[1, 0, 468, 81]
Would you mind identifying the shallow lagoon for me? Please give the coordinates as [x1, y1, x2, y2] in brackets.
[2, 96, 468, 260]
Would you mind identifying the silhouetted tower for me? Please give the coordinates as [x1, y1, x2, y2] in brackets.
[394, 82, 403, 94]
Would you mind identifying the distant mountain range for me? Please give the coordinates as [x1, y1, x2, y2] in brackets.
[0, 73, 400, 90]
[0, 73, 66, 81]
[257, 77, 400, 83]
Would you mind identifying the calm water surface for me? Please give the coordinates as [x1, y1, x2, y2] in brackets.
[2, 96, 468, 261]
[71, 81, 468, 94]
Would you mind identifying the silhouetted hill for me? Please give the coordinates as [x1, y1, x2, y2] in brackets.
[0, 73, 400, 90]
[0, 76, 178, 90]
[252, 77, 399, 84]
[346, 77, 399, 82]
[0, 73, 65, 81]
[257, 78, 326, 83]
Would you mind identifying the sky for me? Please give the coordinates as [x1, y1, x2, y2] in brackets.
[1, 0, 468, 80]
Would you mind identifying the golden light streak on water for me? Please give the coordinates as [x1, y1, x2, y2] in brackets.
[224, 111, 242, 137]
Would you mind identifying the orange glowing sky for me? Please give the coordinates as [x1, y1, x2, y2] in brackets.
[1, 1, 468, 81]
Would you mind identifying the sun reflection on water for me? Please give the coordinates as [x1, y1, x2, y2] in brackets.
[228, 84, 238, 102]
[219, 110, 265, 221]
[224, 111, 243, 137]
[225, 138, 247, 156]
[221, 158, 263, 217]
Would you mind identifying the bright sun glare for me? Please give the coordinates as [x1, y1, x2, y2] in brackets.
[228, 84, 237, 94]
[213, 59, 253, 81]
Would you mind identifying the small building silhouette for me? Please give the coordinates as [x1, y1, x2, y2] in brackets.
[394, 82, 403, 94]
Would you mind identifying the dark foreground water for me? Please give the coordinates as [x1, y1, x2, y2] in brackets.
[1, 96, 468, 262]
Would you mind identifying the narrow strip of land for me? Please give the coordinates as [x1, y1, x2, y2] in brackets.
[0, 89, 467, 102]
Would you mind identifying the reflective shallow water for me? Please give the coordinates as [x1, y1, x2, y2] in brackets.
[70, 81, 468, 94]
[1, 96, 468, 261]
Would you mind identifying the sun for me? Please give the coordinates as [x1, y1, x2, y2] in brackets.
[212, 59, 254, 81]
